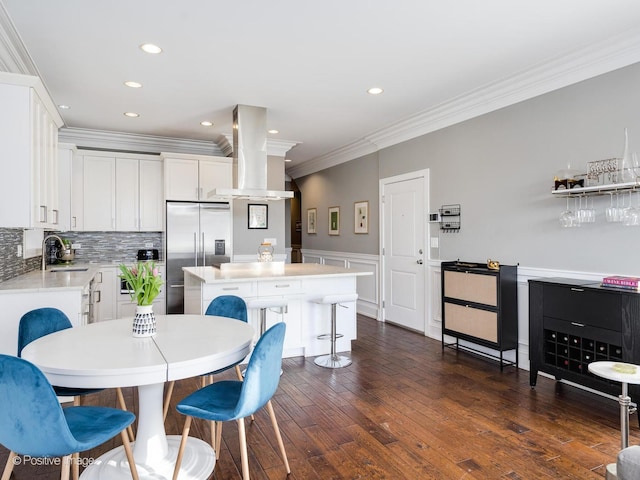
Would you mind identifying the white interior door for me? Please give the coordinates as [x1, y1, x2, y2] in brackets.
[381, 173, 427, 332]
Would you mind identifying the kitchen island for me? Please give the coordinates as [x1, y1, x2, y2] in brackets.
[183, 262, 371, 358]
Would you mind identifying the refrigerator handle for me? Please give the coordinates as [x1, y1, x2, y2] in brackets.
[194, 232, 198, 266]
[202, 232, 206, 266]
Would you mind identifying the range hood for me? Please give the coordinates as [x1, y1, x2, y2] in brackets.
[211, 105, 293, 200]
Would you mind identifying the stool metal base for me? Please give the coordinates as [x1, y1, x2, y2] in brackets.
[314, 354, 352, 369]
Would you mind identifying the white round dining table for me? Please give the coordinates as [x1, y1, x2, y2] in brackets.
[21, 314, 254, 480]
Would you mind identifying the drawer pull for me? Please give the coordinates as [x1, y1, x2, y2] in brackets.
[570, 288, 584, 292]
[275, 284, 290, 288]
[222, 287, 240, 291]
[570, 322, 585, 327]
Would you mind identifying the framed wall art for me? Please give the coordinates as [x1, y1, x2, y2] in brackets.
[328, 206, 340, 235]
[307, 208, 317, 234]
[248, 204, 268, 229]
[354, 200, 369, 234]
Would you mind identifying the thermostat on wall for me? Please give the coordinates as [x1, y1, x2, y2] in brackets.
[429, 212, 440, 222]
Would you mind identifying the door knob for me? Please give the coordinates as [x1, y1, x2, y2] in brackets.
[417, 259, 423, 265]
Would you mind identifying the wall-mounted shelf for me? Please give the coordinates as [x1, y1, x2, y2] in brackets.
[551, 180, 640, 197]
[439, 204, 461, 232]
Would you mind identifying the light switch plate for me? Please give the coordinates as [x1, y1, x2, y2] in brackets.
[264, 237, 277, 246]
[430, 237, 439, 248]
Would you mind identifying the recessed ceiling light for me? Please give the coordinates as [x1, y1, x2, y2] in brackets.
[200, 121, 213, 127]
[140, 43, 162, 54]
[124, 81, 142, 88]
[367, 87, 384, 95]
[124, 112, 140, 118]
[268, 129, 279, 134]
[58, 104, 70, 109]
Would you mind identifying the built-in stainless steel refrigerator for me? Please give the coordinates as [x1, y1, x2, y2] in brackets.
[166, 201, 231, 314]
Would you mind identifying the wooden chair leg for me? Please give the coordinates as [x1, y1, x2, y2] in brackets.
[210, 420, 216, 450]
[215, 421, 223, 454]
[116, 387, 135, 442]
[73, 396, 81, 406]
[163, 381, 175, 421]
[71, 452, 79, 480]
[60, 454, 72, 480]
[237, 418, 250, 480]
[120, 429, 139, 480]
[172, 416, 192, 480]
[235, 365, 243, 380]
[1, 451, 16, 480]
[266, 400, 290, 474]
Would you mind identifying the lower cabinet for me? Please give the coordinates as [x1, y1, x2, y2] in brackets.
[529, 277, 640, 397]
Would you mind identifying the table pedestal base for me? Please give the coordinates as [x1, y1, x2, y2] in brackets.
[80, 436, 215, 480]
[606, 463, 617, 480]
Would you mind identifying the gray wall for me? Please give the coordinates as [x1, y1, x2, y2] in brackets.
[297, 62, 640, 275]
[232, 155, 288, 258]
[296, 152, 379, 255]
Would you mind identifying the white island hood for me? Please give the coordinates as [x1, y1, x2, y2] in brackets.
[211, 105, 293, 200]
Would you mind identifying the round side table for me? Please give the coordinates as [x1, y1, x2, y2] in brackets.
[589, 361, 640, 480]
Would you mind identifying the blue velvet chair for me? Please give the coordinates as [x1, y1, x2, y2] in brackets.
[18, 307, 134, 442]
[0, 354, 139, 480]
[163, 295, 249, 421]
[172, 322, 290, 480]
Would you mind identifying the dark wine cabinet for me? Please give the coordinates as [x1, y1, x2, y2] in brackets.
[529, 277, 640, 397]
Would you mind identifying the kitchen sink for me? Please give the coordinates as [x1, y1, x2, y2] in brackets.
[49, 267, 89, 272]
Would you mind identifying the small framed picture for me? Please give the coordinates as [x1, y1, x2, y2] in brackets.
[328, 206, 340, 235]
[307, 208, 317, 234]
[354, 200, 369, 234]
[248, 204, 268, 229]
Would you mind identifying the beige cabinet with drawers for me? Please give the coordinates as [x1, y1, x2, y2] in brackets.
[441, 261, 518, 370]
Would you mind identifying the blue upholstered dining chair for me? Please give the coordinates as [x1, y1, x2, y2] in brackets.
[172, 322, 290, 480]
[18, 307, 135, 442]
[0, 354, 139, 480]
[162, 295, 249, 421]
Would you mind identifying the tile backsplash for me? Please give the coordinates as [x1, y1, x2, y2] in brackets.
[0, 228, 163, 283]
[0, 228, 41, 282]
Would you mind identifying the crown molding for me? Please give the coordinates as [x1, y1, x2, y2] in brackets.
[0, 2, 38, 75]
[289, 27, 640, 178]
[287, 138, 378, 179]
[59, 127, 224, 156]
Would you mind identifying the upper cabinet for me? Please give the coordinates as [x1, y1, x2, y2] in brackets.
[0, 73, 63, 228]
[162, 153, 232, 201]
[72, 150, 163, 232]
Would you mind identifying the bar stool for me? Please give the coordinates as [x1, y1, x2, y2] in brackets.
[246, 297, 289, 336]
[245, 297, 288, 376]
[314, 293, 358, 369]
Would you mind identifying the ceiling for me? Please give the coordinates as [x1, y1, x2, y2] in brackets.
[3, 0, 640, 176]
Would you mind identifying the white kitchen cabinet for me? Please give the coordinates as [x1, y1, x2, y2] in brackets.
[138, 160, 163, 231]
[0, 73, 63, 228]
[57, 143, 76, 232]
[73, 150, 163, 232]
[83, 154, 116, 231]
[94, 267, 117, 322]
[116, 158, 139, 231]
[162, 153, 232, 201]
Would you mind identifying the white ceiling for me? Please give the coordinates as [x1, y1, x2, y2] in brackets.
[3, 0, 640, 176]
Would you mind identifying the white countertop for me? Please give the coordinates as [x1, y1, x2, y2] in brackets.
[0, 265, 100, 293]
[184, 262, 372, 284]
[0, 261, 165, 294]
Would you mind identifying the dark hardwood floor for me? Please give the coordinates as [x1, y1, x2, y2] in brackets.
[1, 315, 633, 479]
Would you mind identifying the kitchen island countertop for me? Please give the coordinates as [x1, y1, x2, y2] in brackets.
[183, 262, 371, 284]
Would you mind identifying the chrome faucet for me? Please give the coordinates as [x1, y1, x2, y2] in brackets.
[41, 234, 65, 270]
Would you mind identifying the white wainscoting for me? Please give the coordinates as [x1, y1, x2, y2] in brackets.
[428, 260, 612, 372]
[301, 249, 379, 320]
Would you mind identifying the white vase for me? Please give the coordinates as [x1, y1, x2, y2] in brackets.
[132, 304, 156, 337]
